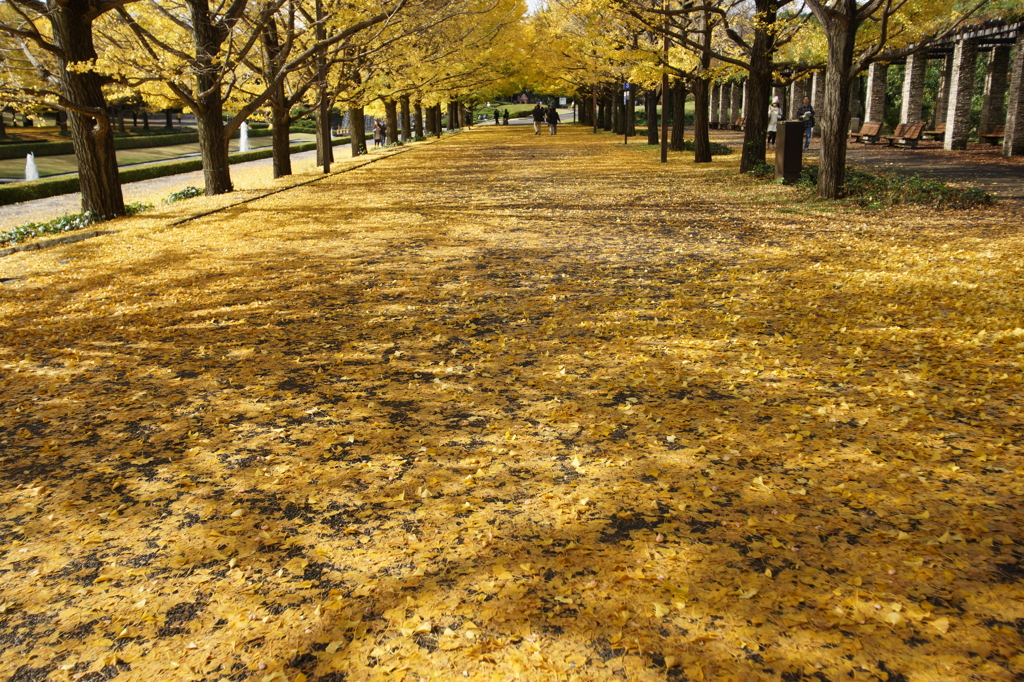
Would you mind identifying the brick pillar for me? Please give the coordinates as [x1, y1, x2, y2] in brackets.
[789, 79, 806, 120]
[811, 71, 826, 135]
[864, 62, 887, 124]
[979, 45, 1011, 135]
[900, 52, 928, 125]
[1005, 32, 1024, 157]
[933, 53, 954, 128]
[944, 39, 978, 151]
[730, 80, 743, 125]
[710, 84, 721, 126]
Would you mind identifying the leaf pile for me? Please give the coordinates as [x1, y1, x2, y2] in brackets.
[1, 126, 1023, 681]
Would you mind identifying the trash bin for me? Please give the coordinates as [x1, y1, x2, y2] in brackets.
[775, 121, 803, 184]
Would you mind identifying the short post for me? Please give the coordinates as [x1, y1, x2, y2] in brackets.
[775, 121, 803, 184]
[623, 82, 631, 145]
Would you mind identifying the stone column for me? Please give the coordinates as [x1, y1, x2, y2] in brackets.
[719, 82, 731, 125]
[933, 53, 954, 128]
[944, 39, 978, 151]
[811, 70, 826, 134]
[774, 84, 787, 115]
[900, 51, 928, 125]
[864, 62, 887, 123]
[710, 84, 721, 126]
[730, 80, 743, 124]
[1005, 32, 1024, 157]
[979, 45, 1011, 135]
[788, 79, 805, 120]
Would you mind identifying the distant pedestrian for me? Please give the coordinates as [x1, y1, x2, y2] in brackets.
[503, 109, 509, 125]
[796, 95, 814, 150]
[372, 120, 382, 147]
[767, 97, 782, 149]
[494, 109, 500, 125]
[546, 106, 560, 135]
[532, 104, 545, 135]
[380, 119, 388, 144]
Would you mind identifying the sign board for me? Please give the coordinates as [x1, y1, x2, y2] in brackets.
[559, 97, 567, 106]
[623, 82, 632, 91]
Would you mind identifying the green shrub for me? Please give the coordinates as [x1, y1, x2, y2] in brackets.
[165, 186, 202, 204]
[0, 201, 151, 247]
[796, 164, 996, 209]
[746, 159, 774, 179]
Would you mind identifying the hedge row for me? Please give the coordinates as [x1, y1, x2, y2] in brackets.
[0, 136, 350, 206]
[0, 126, 304, 160]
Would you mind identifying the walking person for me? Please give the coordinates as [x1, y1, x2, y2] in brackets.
[372, 120, 382, 147]
[796, 95, 815, 150]
[494, 109, 500, 125]
[503, 109, 509, 126]
[380, 119, 388, 145]
[767, 97, 782, 149]
[547, 105, 560, 135]
[532, 104, 545, 135]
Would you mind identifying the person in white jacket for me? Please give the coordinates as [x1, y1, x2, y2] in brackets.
[767, 97, 782, 149]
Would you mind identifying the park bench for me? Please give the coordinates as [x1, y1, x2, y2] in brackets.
[884, 123, 923, 148]
[851, 121, 882, 144]
[732, 117, 745, 131]
[979, 126, 1006, 145]
[923, 123, 946, 141]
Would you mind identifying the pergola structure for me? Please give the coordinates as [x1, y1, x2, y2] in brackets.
[707, 18, 1024, 157]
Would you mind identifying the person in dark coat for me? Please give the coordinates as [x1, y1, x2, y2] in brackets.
[546, 106, 561, 135]
[503, 109, 509, 125]
[796, 96, 815, 150]
[532, 104, 545, 135]
[494, 109, 500, 125]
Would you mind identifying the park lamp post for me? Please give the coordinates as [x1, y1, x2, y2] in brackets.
[623, 82, 631, 145]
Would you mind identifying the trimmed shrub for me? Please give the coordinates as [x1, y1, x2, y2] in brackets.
[165, 186, 202, 204]
[0, 136, 352, 206]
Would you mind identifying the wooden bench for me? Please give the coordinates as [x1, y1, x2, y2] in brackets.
[980, 125, 1005, 145]
[922, 123, 946, 141]
[732, 117, 745, 131]
[883, 123, 923, 148]
[850, 121, 882, 144]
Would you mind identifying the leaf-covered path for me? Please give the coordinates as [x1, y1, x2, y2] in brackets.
[2, 126, 1023, 682]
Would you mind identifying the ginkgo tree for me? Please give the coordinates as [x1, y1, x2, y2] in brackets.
[0, 0, 147, 218]
[96, 0, 407, 195]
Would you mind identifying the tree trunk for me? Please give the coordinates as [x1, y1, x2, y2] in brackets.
[671, 79, 685, 152]
[425, 105, 434, 137]
[400, 96, 411, 142]
[414, 102, 423, 138]
[646, 88, 658, 145]
[117, 108, 126, 133]
[142, 110, 149, 132]
[271, 89, 292, 177]
[350, 106, 366, 156]
[816, 14, 857, 199]
[316, 112, 333, 164]
[188, 0, 232, 195]
[739, 0, 778, 174]
[612, 95, 621, 134]
[384, 99, 399, 143]
[602, 94, 613, 131]
[447, 101, 457, 130]
[0, 111, 7, 137]
[693, 77, 712, 162]
[49, 2, 125, 217]
[165, 111, 173, 129]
